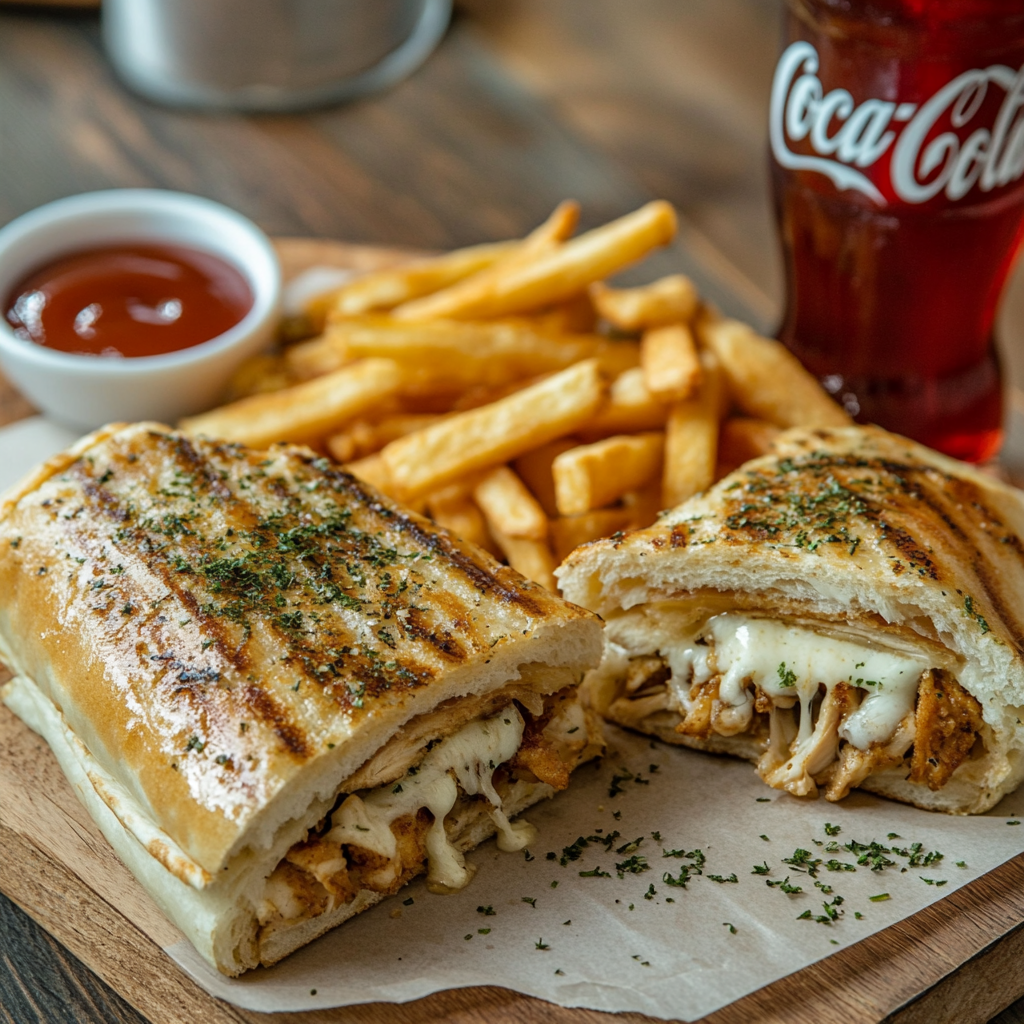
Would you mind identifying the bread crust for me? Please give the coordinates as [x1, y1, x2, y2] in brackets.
[558, 425, 1024, 814]
[0, 423, 604, 972]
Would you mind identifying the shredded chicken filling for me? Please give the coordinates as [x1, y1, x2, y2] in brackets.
[256, 688, 591, 938]
[607, 612, 984, 801]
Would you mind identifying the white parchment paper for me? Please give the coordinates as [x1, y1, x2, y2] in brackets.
[166, 728, 1024, 1021]
[2, 418, 1023, 1021]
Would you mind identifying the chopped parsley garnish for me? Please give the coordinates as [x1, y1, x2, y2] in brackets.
[767, 877, 802, 895]
[477, 905, 495, 916]
[724, 923, 737, 934]
[707, 873, 738, 884]
[783, 848, 822, 877]
[751, 862, 771, 875]
[535, 939, 550, 951]
[824, 823, 841, 836]
[615, 855, 650, 877]
[777, 662, 797, 688]
[825, 860, 857, 873]
[521, 897, 537, 908]
[844, 839, 896, 871]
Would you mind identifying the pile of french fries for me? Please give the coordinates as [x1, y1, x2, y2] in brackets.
[182, 200, 851, 592]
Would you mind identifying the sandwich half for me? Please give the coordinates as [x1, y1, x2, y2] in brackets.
[0, 423, 603, 975]
[557, 425, 1024, 815]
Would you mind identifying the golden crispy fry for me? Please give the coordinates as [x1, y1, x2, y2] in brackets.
[577, 366, 671, 441]
[345, 453, 393, 493]
[389, 202, 581, 322]
[662, 353, 724, 508]
[717, 417, 781, 478]
[513, 438, 578, 518]
[451, 374, 549, 412]
[550, 507, 634, 562]
[224, 352, 293, 401]
[181, 358, 404, 448]
[310, 239, 518, 326]
[427, 492, 501, 558]
[473, 466, 549, 540]
[393, 201, 677, 322]
[325, 420, 375, 463]
[379, 360, 606, 499]
[590, 274, 699, 331]
[621, 482, 664, 529]
[490, 529, 558, 591]
[697, 316, 851, 428]
[533, 292, 597, 334]
[317, 317, 637, 391]
[285, 332, 352, 381]
[641, 323, 702, 402]
[326, 413, 447, 465]
[552, 432, 665, 516]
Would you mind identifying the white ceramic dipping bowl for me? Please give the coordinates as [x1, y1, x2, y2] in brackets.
[0, 189, 281, 430]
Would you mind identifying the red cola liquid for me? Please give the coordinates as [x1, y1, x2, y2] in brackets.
[772, 0, 1024, 461]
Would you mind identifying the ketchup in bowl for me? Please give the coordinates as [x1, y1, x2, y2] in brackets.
[3, 242, 253, 358]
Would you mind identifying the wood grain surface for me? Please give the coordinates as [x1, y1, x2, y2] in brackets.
[3, 3, 1024, 1023]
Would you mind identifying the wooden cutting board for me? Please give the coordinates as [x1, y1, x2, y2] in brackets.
[3, 239, 1024, 1024]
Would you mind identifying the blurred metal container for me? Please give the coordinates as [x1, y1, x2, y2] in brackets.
[102, 0, 452, 111]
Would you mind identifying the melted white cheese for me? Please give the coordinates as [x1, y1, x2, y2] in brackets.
[665, 614, 932, 750]
[327, 707, 531, 891]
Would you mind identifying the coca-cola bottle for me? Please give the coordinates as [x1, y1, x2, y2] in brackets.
[771, 0, 1024, 462]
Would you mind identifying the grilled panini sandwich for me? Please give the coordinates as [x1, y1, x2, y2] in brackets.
[0, 423, 603, 975]
[558, 425, 1024, 814]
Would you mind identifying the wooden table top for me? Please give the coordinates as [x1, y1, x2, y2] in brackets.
[3, 4, 1024, 1024]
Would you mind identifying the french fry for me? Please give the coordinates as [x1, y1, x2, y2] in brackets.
[318, 317, 637, 390]
[552, 432, 665, 516]
[325, 420, 376, 463]
[641, 322, 702, 402]
[388, 202, 581, 323]
[379, 360, 607, 499]
[490, 529, 558, 591]
[285, 332, 352, 381]
[345, 453, 393, 493]
[717, 417, 781, 478]
[311, 239, 519, 325]
[622, 482, 664, 529]
[181, 358, 404, 448]
[513, 438, 578, 518]
[325, 413, 447, 465]
[591, 274, 699, 331]
[393, 201, 677, 322]
[550, 507, 634, 562]
[533, 291, 598, 334]
[577, 366, 670, 441]
[473, 466, 549, 540]
[224, 352, 292, 400]
[697, 316, 851, 428]
[451, 374, 550, 412]
[662, 353, 724, 508]
[427, 492, 501, 558]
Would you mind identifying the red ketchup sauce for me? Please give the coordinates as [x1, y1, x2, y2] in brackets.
[3, 242, 253, 358]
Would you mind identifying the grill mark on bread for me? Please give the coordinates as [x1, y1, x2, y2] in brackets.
[301, 455, 550, 617]
[159, 431, 234, 500]
[243, 682, 310, 757]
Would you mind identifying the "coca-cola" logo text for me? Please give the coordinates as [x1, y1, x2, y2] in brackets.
[770, 41, 1024, 205]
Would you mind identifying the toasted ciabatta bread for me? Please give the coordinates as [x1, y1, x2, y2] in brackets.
[558, 425, 1024, 815]
[0, 423, 603, 974]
